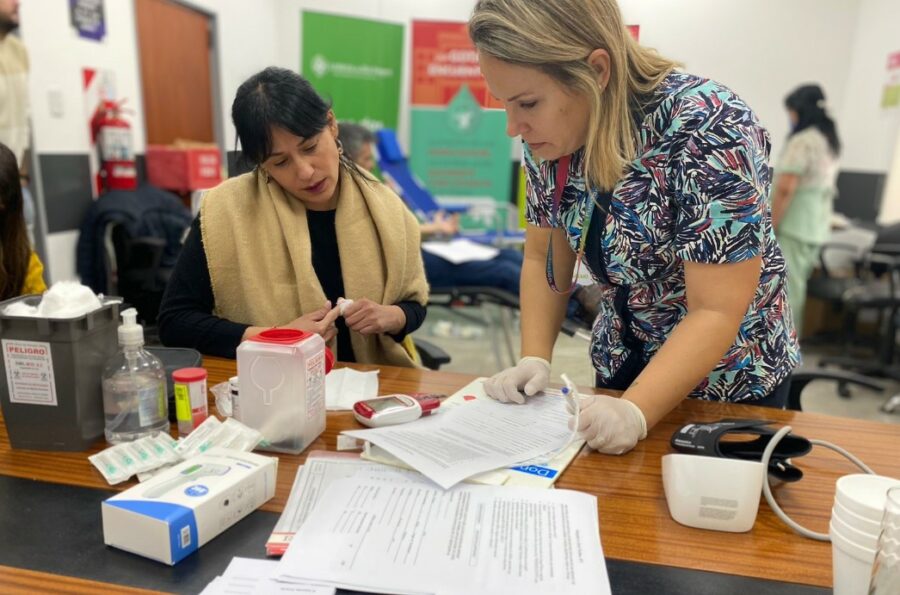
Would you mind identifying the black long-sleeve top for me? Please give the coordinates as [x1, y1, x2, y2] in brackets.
[158, 214, 426, 359]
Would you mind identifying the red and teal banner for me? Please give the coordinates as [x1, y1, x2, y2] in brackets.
[410, 20, 513, 231]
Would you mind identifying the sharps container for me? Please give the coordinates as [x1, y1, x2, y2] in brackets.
[236, 329, 334, 454]
[0, 295, 121, 451]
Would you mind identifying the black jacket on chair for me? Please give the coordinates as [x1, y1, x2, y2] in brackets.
[76, 184, 192, 294]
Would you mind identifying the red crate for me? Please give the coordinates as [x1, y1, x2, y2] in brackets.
[146, 145, 222, 192]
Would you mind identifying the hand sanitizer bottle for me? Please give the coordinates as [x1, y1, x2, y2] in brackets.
[102, 308, 169, 443]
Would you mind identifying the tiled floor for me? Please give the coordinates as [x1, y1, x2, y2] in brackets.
[416, 304, 900, 425]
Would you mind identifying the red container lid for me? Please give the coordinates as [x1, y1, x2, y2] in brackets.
[172, 367, 208, 382]
[249, 329, 311, 344]
[248, 329, 335, 374]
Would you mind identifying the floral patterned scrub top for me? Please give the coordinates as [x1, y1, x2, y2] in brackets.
[524, 72, 800, 401]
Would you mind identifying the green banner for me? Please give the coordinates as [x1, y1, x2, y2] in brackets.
[410, 86, 512, 231]
[301, 12, 403, 129]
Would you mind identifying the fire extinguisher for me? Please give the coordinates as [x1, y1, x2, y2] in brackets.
[90, 99, 137, 192]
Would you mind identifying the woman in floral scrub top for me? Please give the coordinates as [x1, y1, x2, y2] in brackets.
[470, 0, 800, 455]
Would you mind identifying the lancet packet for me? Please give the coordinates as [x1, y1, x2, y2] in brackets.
[88, 417, 263, 485]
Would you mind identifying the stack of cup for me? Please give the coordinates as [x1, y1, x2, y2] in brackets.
[830, 474, 900, 595]
[869, 486, 900, 594]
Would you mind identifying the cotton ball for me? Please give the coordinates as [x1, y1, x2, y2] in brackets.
[337, 297, 354, 316]
[37, 281, 103, 318]
[3, 301, 39, 317]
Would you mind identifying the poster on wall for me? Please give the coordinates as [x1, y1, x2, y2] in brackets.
[70, 0, 106, 42]
[883, 51, 900, 110]
[410, 20, 511, 231]
[301, 12, 403, 130]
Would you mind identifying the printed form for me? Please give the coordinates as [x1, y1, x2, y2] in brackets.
[199, 557, 334, 594]
[266, 454, 418, 555]
[342, 391, 575, 489]
[275, 471, 610, 595]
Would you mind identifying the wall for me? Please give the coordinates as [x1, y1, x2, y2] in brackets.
[839, 0, 900, 222]
[618, 0, 859, 160]
[19, 0, 900, 280]
[20, 0, 280, 283]
[21, 1, 146, 283]
[277, 0, 861, 161]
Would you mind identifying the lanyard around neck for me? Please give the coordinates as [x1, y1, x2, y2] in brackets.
[544, 154, 596, 294]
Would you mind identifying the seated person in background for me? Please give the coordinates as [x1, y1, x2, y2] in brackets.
[158, 68, 429, 365]
[337, 122, 595, 322]
[0, 142, 45, 300]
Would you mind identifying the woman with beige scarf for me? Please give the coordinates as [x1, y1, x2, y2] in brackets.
[158, 68, 429, 367]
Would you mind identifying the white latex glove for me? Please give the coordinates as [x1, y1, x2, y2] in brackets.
[483, 356, 551, 404]
[574, 394, 648, 454]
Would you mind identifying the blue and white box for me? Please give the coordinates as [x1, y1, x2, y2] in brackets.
[101, 448, 277, 564]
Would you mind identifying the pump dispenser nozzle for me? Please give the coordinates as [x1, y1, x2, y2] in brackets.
[118, 308, 144, 347]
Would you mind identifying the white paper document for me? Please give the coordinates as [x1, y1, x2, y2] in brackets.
[343, 389, 574, 489]
[275, 471, 610, 595]
[358, 379, 585, 489]
[266, 453, 416, 555]
[324, 368, 379, 411]
[199, 557, 334, 595]
[421, 238, 500, 264]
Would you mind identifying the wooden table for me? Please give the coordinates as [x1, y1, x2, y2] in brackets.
[1, 357, 898, 592]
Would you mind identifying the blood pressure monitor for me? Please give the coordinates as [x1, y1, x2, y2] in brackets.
[353, 393, 441, 428]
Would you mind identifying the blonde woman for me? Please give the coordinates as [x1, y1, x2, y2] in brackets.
[471, 0, 799, 454]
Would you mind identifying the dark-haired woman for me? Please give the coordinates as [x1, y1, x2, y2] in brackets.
[158, 68, 428, 365]
[771, 84, 841, 334]
[0, 142, 46, 301]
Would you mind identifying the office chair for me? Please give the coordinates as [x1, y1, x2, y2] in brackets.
[102, 221, 173, 329]
[786, 369, 884, 411]
[815, 244, 900, 373]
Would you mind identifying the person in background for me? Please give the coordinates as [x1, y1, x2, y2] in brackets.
[0, 142, 45, 300]
[337, 122, 594, 321]
[470, 0, 798, 454]
[0, 0, 35, 239]
[770, 84, 841, 336]
[158, 68, 428, 365]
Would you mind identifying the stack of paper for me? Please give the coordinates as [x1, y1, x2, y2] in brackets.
[265, 452, 389, 556]
[343, 378, 583, 489]
[271, 467, 611, 595]
[199, 557, 333, 595]
[421, 238, 500, 264]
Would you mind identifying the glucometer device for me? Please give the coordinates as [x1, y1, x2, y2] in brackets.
[353, 393, 441, 428]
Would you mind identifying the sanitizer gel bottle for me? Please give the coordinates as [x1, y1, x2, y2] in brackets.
[102, 308, 169, 443]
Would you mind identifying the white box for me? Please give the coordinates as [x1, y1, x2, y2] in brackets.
[102, 448, 277, 564]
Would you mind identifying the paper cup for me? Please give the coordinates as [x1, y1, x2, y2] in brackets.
[832, 507, 879, 551]
[835, 475, 900, 523]
[833, 498, 883, 536]
[831, 520, 877, 595]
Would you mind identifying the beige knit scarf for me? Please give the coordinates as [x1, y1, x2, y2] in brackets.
[200, 166, 428, 367]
